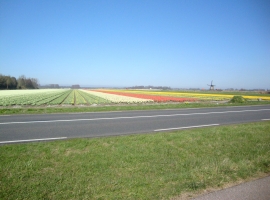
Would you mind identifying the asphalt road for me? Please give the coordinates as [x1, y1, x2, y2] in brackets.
[192, 175, 270, 200]
[0, 105, 270, 144]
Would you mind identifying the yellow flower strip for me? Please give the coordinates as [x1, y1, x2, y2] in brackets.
[242, 95, 270, 100]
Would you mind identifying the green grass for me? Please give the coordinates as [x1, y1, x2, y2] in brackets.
[0, 101, 269, 115]
[1, 122, 269, 199]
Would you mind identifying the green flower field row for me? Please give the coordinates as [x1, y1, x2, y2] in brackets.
[0, 89, 153, 106]
[0, 89, 110, 106]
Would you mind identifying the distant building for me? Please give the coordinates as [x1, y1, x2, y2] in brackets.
[40, 84, 60, 88]
[127, 85, 171, 90]
[225, 88, 235, 91]
[71, 84, 80, 89]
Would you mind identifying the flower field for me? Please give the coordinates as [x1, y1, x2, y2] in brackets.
[0, 89, 111, 106]
[101, 89, 270, 101]
[83, 90, 154, 103]
[0, 89, 71, 106]
[94, 90, 197, 102]
[1, 89, 269, 107]
[0, 89, 153, 106]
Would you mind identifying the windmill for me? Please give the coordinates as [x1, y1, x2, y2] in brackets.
[208, 80, 215, 90]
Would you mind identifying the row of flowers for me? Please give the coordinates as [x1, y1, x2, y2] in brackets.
[83, 90, 154, 103]
[95, 90, 197, 102]
[106, 90, 270, 101]
[2, 89, 268, 106]
[0, 89, 71, 106]
[0, 89, 154, 106]
[0, 89, 68, 97]
[78, 90, 110, 104]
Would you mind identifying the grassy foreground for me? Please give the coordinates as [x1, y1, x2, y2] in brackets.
[1, 122, 270, 199]
[0, 101, 270, 115]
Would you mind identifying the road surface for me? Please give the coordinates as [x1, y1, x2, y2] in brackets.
[0, 105, 269, 144]
[192, 175, 270, 200]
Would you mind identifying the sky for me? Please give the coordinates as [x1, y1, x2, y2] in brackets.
[0, 0, 269, 89]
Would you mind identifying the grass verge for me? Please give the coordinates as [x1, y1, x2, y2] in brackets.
[1, 121, 270, 199]
[0, 101, 269, 115]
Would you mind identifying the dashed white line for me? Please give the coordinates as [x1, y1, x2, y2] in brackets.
[155, 124, 220, 132]
[0, 137, 67, 144]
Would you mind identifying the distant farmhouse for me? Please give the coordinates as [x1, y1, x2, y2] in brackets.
[39, 84, 60, 89]
[71, 85, 80, 89]
[127, 85, 171, 90]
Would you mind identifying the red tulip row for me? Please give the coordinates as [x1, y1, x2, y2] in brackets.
[95, 90, 197, 102]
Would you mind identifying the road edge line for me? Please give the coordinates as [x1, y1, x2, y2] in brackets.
[154, 124, 220, 132]
[0, 137, 67, 144]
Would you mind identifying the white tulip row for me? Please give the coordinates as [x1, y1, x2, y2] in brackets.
[81, 90, 154, 103]
[0, 89, 71, 106]
[0, 89, 69, 97]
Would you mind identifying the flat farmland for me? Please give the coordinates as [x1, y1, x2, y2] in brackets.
[93, 90, 198, 102]
[0, 89, 112, 106]
[98, 89, 270, 101]
[0, 89, 270, 109]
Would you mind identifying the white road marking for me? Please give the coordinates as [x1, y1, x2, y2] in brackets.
[262, 119, 270, 121]
[67, 111, 123, 114]
[0, 109, 269, 125]
[0, 137, 67, 144]
[154, 124, 220, 132]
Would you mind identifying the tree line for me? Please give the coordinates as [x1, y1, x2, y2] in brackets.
[0, 74, 39, 89]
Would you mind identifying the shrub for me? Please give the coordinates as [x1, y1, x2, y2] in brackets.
[229, 95, 246, 103]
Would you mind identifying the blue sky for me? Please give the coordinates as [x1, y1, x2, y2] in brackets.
[0, 0, 269, 89]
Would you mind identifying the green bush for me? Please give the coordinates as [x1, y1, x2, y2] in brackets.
[229, 95, 246, 103]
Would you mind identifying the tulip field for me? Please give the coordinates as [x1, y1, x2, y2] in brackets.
[83, 90, 154, 103]
[0, 89, 155, 106]
[0, 89, 270, 106]
[0, 89, 111, 106]
[97, 89, 270, 101]
[93, 90, 197, 102]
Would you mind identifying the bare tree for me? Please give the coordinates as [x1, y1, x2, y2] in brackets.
[17, 75, 26, 89]
[6, 77, 11, 89]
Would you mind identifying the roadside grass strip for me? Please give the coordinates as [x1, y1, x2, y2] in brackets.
[0, 122, 269, 199]
[84, 90, 154, 103]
